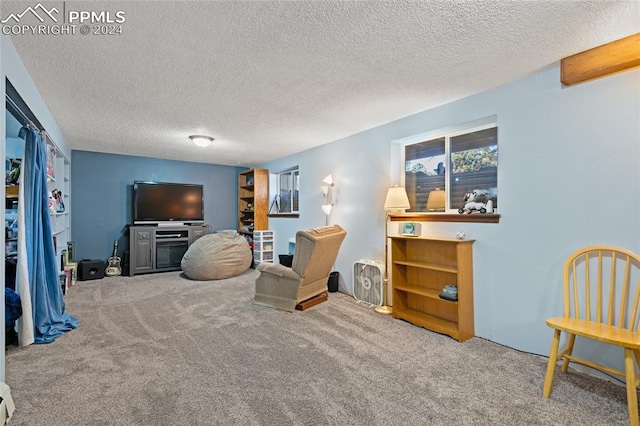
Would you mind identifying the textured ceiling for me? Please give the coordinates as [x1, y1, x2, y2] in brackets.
[4, 0, 639, 166]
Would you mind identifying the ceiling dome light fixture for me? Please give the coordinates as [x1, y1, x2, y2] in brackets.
[189, 135, 214, 147]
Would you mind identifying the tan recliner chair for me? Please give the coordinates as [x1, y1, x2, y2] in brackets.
[254, 225, 347, 312]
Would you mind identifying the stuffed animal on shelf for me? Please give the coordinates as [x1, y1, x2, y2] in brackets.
[458, 190, 494, 214]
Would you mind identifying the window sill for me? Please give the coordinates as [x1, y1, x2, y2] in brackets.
[389, 213, 501, 223]
[268, 213, 300, 218]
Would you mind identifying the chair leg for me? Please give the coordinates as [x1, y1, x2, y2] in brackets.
[543, 329, 562, 398]
[633, 349, 640, 369]
[624, 348, 639, 426]
[561, 333, 576, 373]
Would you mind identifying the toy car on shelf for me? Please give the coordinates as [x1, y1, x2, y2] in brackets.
[458, 190, 494, 214]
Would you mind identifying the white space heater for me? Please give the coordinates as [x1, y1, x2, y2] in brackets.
[352, 260, 384, 306]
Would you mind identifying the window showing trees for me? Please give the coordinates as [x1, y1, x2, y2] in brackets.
[404, 124, 497, 212]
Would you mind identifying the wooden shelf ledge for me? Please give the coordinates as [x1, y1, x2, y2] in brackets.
[389, 213, 500, 223]
[393, 260, 457, 274]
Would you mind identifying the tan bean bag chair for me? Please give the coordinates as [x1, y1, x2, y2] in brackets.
[181, 233, 252, 280]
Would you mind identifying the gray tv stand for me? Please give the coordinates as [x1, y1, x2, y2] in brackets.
[128, 224, 209, 276]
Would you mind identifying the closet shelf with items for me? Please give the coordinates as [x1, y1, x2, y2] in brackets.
[6, 88, 73, 287]
[45, 136, 71, 248]
[5, 161, 20, 259]
[5, 80, 78, 346]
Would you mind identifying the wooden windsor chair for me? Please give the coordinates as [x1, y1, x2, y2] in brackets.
[543, 246, 640, 426]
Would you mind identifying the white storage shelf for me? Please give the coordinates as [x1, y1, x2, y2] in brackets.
[253, 230, 275, 266]
[5, 135, 71, 280]
[46, 140, 71, 271]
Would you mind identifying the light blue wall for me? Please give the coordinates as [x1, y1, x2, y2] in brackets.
[71, 151, 240, 261]
[1, 34, 73, 381]
[261, 126, 391, 292]
[260, 66, 640, 366]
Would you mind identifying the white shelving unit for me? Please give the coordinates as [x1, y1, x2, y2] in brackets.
[45, 137, 71, 271]
[253, 230, 274, 266]
[4, 130, 73, 292]
[6, 84, 73, 293]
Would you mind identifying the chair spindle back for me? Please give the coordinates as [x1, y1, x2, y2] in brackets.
[563, 246, 640, 331]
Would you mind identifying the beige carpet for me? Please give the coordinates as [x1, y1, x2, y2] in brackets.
[5, 269, 632, 425]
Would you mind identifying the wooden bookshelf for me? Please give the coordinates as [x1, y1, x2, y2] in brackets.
[237, 169, 268, 235]
[390, 236, 474, 342]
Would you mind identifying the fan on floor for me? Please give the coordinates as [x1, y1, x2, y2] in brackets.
[352, 260, 384, 306]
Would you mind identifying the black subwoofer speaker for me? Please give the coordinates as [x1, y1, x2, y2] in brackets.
[327, 271, 339, 293]
[78, 259, 105, 281]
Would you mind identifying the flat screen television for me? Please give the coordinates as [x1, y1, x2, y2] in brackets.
[133, 181, 204, 225]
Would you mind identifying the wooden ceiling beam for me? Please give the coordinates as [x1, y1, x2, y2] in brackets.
[561, 33, 640, 86]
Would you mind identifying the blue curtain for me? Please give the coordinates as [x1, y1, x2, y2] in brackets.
[17, 127, 78, 344]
